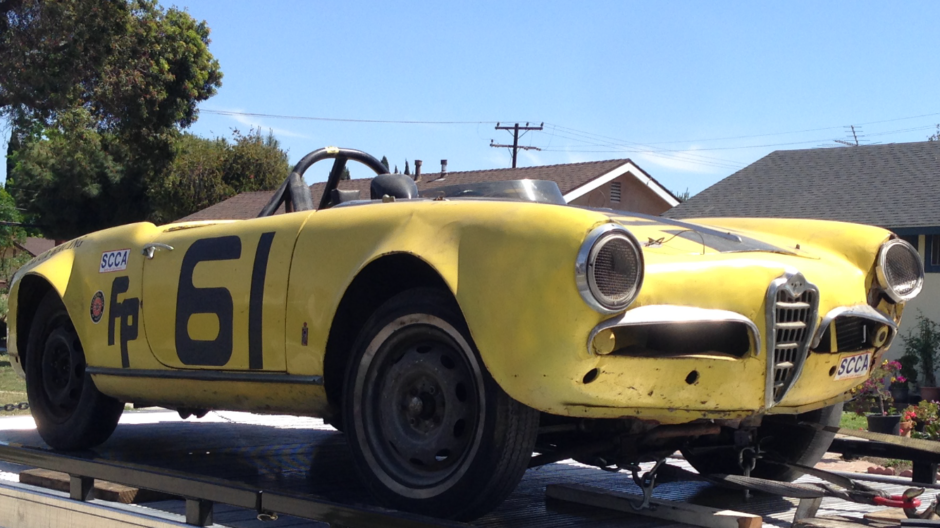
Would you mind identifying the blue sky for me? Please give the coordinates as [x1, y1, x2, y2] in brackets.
[5, 1, 940, 196]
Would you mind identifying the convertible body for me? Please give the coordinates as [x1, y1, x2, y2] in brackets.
[7, 148, 923, 520]
[8, 201, 907, 419]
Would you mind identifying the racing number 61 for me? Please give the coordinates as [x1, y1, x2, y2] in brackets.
[175, 233, 275, 368]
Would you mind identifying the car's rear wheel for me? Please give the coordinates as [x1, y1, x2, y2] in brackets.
[26, 292, 124, 450]
[682, 402, 842, 480]
[343, 288, 539, 520]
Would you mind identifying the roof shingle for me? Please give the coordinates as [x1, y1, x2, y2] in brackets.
[665, 141, 940, 228]
[178, 158, 667, 222]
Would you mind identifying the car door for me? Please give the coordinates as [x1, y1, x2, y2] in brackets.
[141, 215, 309, 371]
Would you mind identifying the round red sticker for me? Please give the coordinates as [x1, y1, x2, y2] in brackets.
[90, 291, 105, 323]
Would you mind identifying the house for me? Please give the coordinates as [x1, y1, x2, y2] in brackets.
[665, 140, 940, 351]
[178, 159, 679, 222]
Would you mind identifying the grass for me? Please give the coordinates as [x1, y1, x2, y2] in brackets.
[839, 411, 868, 431]
[0, 348, 30, 416]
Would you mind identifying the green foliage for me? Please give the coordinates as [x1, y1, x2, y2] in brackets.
[839, 411, 867, 430]
[903, 400, 940, 440]
[0, 0, 128, 113]
[149, 129, 288, 223]
[0, 186, 29, 290]
[3, 0, 223, 239]
[930, 125, 940, 142]
[340, 167, 351, 181]
[380, 156, 390, 171]
[902, 313, 940, 387]
[404, 160, 411, 175]
[672, 188, 691, 203]
[1, 0, 222, 134]
[8, 109, 145, 240]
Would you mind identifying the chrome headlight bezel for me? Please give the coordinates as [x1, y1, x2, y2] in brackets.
[575, 224, 644, 314]
[876, 238, 924, 303]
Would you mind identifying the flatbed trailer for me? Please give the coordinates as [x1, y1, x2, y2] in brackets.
[0, 411, 933, 528]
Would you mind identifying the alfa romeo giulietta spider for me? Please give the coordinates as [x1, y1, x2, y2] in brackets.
[7, 147, 923, 519]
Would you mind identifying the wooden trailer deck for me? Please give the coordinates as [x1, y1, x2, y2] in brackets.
[0, 410, 930, 528]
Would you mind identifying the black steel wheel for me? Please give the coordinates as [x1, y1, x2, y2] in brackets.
[682, 402, 843, 481]
[343, 288, 539, 520]
[26, 292, 123, 450]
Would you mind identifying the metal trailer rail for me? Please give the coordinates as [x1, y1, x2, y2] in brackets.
[0, 442, 460, 528]
[827, 438, 940, 485]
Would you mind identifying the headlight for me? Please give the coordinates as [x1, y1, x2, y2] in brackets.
[876, 238, 924, 303]
[576, 224, 644, 313]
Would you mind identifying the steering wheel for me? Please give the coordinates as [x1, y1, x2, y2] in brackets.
[257, 147, 390, 217]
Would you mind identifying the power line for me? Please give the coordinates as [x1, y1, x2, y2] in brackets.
[201, 109, 496, 125]
[637, 111, 940, 145]
[490, 122, 543, 168]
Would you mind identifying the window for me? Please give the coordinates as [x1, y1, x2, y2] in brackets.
[900, 235, 918, 250]
[610, 181, 622, 203]
[925, 235, 940, 273]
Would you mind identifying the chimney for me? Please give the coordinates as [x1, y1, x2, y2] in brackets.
[414, 160, 422, 182]
[440, 159, 447, 180]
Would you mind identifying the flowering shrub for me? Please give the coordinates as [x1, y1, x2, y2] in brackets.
[902, 400, 940, 440]
[846, 360, 901, 416]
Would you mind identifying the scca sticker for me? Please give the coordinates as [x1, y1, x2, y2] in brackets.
[89, 291, 105, 323]
[834, 351, 871, 381]
[100, 249, 130, 273]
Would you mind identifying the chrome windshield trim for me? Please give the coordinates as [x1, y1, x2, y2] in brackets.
[586, 305, 761, 356]
[810, 304, 898, 349]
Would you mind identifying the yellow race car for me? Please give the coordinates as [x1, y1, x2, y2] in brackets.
[7, 147, 923, 520]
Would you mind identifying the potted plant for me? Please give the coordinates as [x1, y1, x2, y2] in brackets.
[902, 314, 940, 402]
[887, 360, 911, 405]
[901, 400, 940, 439]
[847, 359, 901, 434]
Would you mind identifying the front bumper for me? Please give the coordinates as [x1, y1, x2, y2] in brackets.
[573, 272, 898, 422]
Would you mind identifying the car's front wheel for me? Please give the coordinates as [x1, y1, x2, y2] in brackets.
[343, 288, 539, 520]
[26, 292, 124, 450]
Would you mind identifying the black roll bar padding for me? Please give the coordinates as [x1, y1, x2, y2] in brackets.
[257, 147, 390, 217]
[288, 171, 313, 212]
[320, 156, 348, 211]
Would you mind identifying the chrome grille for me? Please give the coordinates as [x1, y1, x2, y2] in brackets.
[766, 273, 819, 406]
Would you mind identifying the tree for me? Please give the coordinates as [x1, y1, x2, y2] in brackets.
[930, 125, 939, 141]
[671, 188, 691, 203]
[340, 167, 351, 181]
[380, 156, 390, 171]
[0, 187, 28, 286]
[394, 165, 399, 174]
[1, 0, 222, 134]
[3, 0, 223, 239]
[404, 160, 411, 176]
[149, 129, 288, 223]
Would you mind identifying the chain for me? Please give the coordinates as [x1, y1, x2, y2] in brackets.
[0, 402, 29, 413]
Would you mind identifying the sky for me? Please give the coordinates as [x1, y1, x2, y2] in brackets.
[5, 1, 940, 196]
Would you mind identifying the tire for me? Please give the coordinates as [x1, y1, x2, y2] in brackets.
[25, 292, 124, 450]
[342, 288, 539, 520]
[682, 402, 842, 481]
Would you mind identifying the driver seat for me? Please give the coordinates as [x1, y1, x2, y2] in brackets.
[370, 174, 418, 200]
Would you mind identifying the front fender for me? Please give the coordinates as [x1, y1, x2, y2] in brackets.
[8, 237, 84, 375]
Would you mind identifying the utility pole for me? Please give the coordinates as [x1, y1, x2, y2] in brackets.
[490, 122, 543, 168]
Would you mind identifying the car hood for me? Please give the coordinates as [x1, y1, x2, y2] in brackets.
[603, 212, 803, 257]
